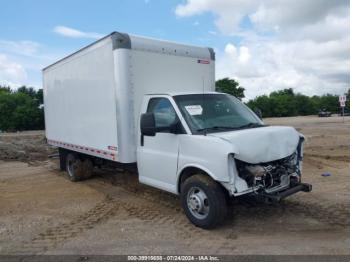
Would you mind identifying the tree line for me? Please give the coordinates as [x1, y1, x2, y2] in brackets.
[0, 79, 348, 131]
[0, 85, 44, 131]
[216, 78, 348, 118]
[246, 88, 347, 117]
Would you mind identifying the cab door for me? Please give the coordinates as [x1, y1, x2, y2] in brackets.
[137, 96, 185, 194]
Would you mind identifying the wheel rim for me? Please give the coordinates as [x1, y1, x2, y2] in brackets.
[67, 158, 76, 178]
[187, 186, 210, 219]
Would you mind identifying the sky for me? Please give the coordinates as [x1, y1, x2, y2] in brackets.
[1, 0, 350, 99]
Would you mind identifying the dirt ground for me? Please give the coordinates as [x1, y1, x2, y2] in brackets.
[0, 116, 349, 255]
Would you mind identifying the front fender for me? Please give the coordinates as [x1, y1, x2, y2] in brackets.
[177, 135, 238, 188]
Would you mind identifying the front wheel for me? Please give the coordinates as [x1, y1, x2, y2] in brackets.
[181, 174, 227, 229]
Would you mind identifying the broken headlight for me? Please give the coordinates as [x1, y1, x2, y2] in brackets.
[235, 152, 299, 192]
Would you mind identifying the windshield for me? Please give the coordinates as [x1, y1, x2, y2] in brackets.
[173, 94, 264, 134]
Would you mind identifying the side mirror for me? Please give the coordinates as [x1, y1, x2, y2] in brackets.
[140, 113, 156, 136]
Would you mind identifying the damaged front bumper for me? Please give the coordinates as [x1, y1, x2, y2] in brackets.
[261, 182, 312, 202]
[223, 138, 312, 200]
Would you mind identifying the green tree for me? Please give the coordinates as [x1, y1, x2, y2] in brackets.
[0, 85, 11, 94]
[247, 95, 274, 117]
[295, 94, 315, 115]
[316, 94, 339, 113]
[246, 88, 340, 117]
[35, 89, 44, 104]
[0, 85, 44, 131]
[269, 89, 297, 117]
[17, 86, 36, 98]
[215, 78, 245, 99]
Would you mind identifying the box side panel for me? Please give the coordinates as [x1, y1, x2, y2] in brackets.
[43, 40, 119, 161]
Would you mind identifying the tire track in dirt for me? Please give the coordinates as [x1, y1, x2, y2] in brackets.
[93, 175, 214, 247]
[212, 198, 350, 253]
[14, 166, 349, 255]
[93, 171, 350, 254]
[119, 197, 229, 253]
[236, 194, 350, 227]
[43, 167, 350, 254]
[304, 156, 344, 169]
[93, 169, 350, 253]
[304, 157, 325, 169]
[119, 171, 350, 224]
[6, 196, 120, 255]
[93, 172, 239, 253]
[305, 153, 350, 163]
[286, 200, 350, 227]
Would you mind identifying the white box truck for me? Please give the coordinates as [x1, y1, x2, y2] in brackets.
[43, 32, 311, 228]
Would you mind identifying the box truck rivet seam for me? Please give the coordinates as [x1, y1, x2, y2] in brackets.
[43, 32, 312, 229]
[48, 140, 116, 160]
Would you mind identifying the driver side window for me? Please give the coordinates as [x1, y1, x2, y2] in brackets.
[147, 98, 177, 130]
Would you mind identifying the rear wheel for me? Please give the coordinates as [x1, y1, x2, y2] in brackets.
[181, 174, 227, 229]
[81, 158, 93, 179]
[58, 148, 68, 171]
[66, 153, 87, 181]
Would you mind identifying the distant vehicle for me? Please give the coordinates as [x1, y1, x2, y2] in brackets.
[339, 107, 350, 116]
[318, 109, 332, 117]
[43, 32, 312, 228]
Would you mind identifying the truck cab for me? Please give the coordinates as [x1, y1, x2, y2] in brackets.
[137, 92, 311, 228]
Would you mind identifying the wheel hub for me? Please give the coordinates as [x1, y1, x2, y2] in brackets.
[188, 195, 203, 212]
[187, 187, 209, 219]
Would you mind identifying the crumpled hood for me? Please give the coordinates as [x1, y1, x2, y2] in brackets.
[209, 126, 300, 164]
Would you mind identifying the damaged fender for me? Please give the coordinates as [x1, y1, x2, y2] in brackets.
[176, 135, 238, 193]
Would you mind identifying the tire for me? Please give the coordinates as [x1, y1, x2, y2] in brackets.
[66, 153, 85, 182]
[81, 158, 94, 179]
[58, 148, 67, 171]
[180, 174, 227, 229]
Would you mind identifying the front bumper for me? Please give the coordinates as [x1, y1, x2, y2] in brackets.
[261, 183, 312, 202]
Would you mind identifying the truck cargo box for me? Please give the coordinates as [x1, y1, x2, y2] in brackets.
[43, 32, 215, 163]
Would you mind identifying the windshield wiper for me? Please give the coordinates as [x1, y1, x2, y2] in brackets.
[235, 123, 265, 129]
[197, 126, 236, 132]
[197, 123, 265, 133]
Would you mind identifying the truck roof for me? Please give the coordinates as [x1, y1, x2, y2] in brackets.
[43, 31, 215, 71]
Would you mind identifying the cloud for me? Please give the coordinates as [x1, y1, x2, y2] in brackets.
[224, 44, 251, 64]
[0, 40, 41, 57]
[176, 0, 350, 35]
[54, 26, 103, 39]
[249, 0, 349, 31]
[175, 0, 257, 34]
[283, 13, 350, 42]
[193, 21, 200, 26]
[0, 54, 27, 87]
[216, 37, 350, 99]
[176, 0, 350, 99]
[0, 39, 64, 89]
